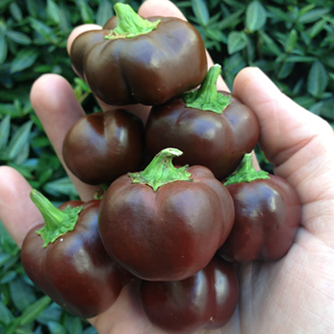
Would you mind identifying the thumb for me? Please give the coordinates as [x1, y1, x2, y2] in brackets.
[232, 67, 334, 208]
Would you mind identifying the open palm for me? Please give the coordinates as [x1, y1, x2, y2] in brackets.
[0, 1, 333, 333]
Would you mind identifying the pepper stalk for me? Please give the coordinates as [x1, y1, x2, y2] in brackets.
[105, 3, 161, 40]
[128, 148, 193, 191]
[182, 64, 231, 114]
[30, 189, 83, 248]
[224, 153, 270, 185]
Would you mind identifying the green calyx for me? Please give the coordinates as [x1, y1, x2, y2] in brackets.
[128, 148, 193, 191]
[224, 153, 270, 185]
[105, 3, 160, 40]
[182, 64, 231, 114]
[30, 189, 83, 248]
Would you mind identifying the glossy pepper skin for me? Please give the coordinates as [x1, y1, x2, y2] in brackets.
[145, 65, 259, 180]
[62, 108, 145, 186]
[140, 256, 239, 333]
[21, 195, 133, 318]
[217, 155, 301, 263]
[98, 148, 235, 281]
[70, 4, 207, 106]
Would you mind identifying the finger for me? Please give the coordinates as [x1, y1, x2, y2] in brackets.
[30, 74, 100, 201]
[0, 166, 42, 248]
[139, 0, 229, 92]
[233, 67, 334, 239]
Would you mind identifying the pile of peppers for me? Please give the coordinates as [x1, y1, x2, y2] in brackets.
[21, 3, 301, 333]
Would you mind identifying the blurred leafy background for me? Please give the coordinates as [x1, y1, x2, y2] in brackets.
[0, 0, 333, 333]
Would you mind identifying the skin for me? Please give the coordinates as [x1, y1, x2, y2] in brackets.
[0, 0, 333, 333]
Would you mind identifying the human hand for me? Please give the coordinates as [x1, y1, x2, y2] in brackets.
[1, 0, 334, 333]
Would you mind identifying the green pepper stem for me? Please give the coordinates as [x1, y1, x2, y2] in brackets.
[105, 3, 160, 40]
[224, 153, 270, 185]
[128, 148, 192, 191]
[182, 64, 231, 114]
[30, 189, 83, 248]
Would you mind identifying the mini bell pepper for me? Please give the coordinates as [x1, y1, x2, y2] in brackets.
[141, 256, 239, 333]
[98, 148, 235, 281]
[21, 190, 133, 318]
[62, 108, 145, 186]
[217, 154, 301, 263]
[145, 64, 260, 180]
[70, 3, 207, 106]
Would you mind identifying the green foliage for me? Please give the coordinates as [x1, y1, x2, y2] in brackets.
[0, 0, 333, 332]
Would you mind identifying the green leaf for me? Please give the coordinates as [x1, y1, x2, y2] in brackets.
[63, 314, 83, 334]
[83, 327, 98, 334]
[307, 61, 328, 97]
[223, 0, 246, 9]
[26, 0, 39, 17]
[9, 278, 37, 312]
[298, 8, 332, 24]
[267, 5, 290, 22]
[16, 296, 51, 327]
[7, 162, 33, 179]
[298, 3, 316, 16]
[14, 141, 30, 165]
[14, 328, 35, 334]
[277, 62, 295, 79]
[10, 49, 39, 73]
[284, 29, 297, 53]
[47, 322, 67, 334]
[0, 0, 13, 10]
[0, 302, 14, 326]
[29, 18, 59, 44]
[36, 303, 62, 325]
[312, 99, 334, 120]
[0, 271, 17, 284]
[57, 4, 71, 33]
[1, 256, 20, 274]
[191, 0, 210, 26]
[205, 27, 224, 42]
[9, 2, 23, 21]
[44, 177, 79, 198]
[227, 31, 248, 54]
[217, 9, 243, 30]
[77, 0, 94, 24]
[0, 33, 8, 64]
[282, 55, 316, 63]
[0, 103, 23, 118]
[2, 120, 33, 161]
[96, 0, 114, 27]
[245, 1, 267, 32]
[0, 220, 19, 256]
[293, 95, 316, 109]
[6, 31, 31, 45]
[307, 19, 327, 39]
[73, 77, 90, 93]
[31, 137, 51, 149]
[258, 30, 282, 56]
[46, 0, 61, 24]
[0, 115, 10, 150]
